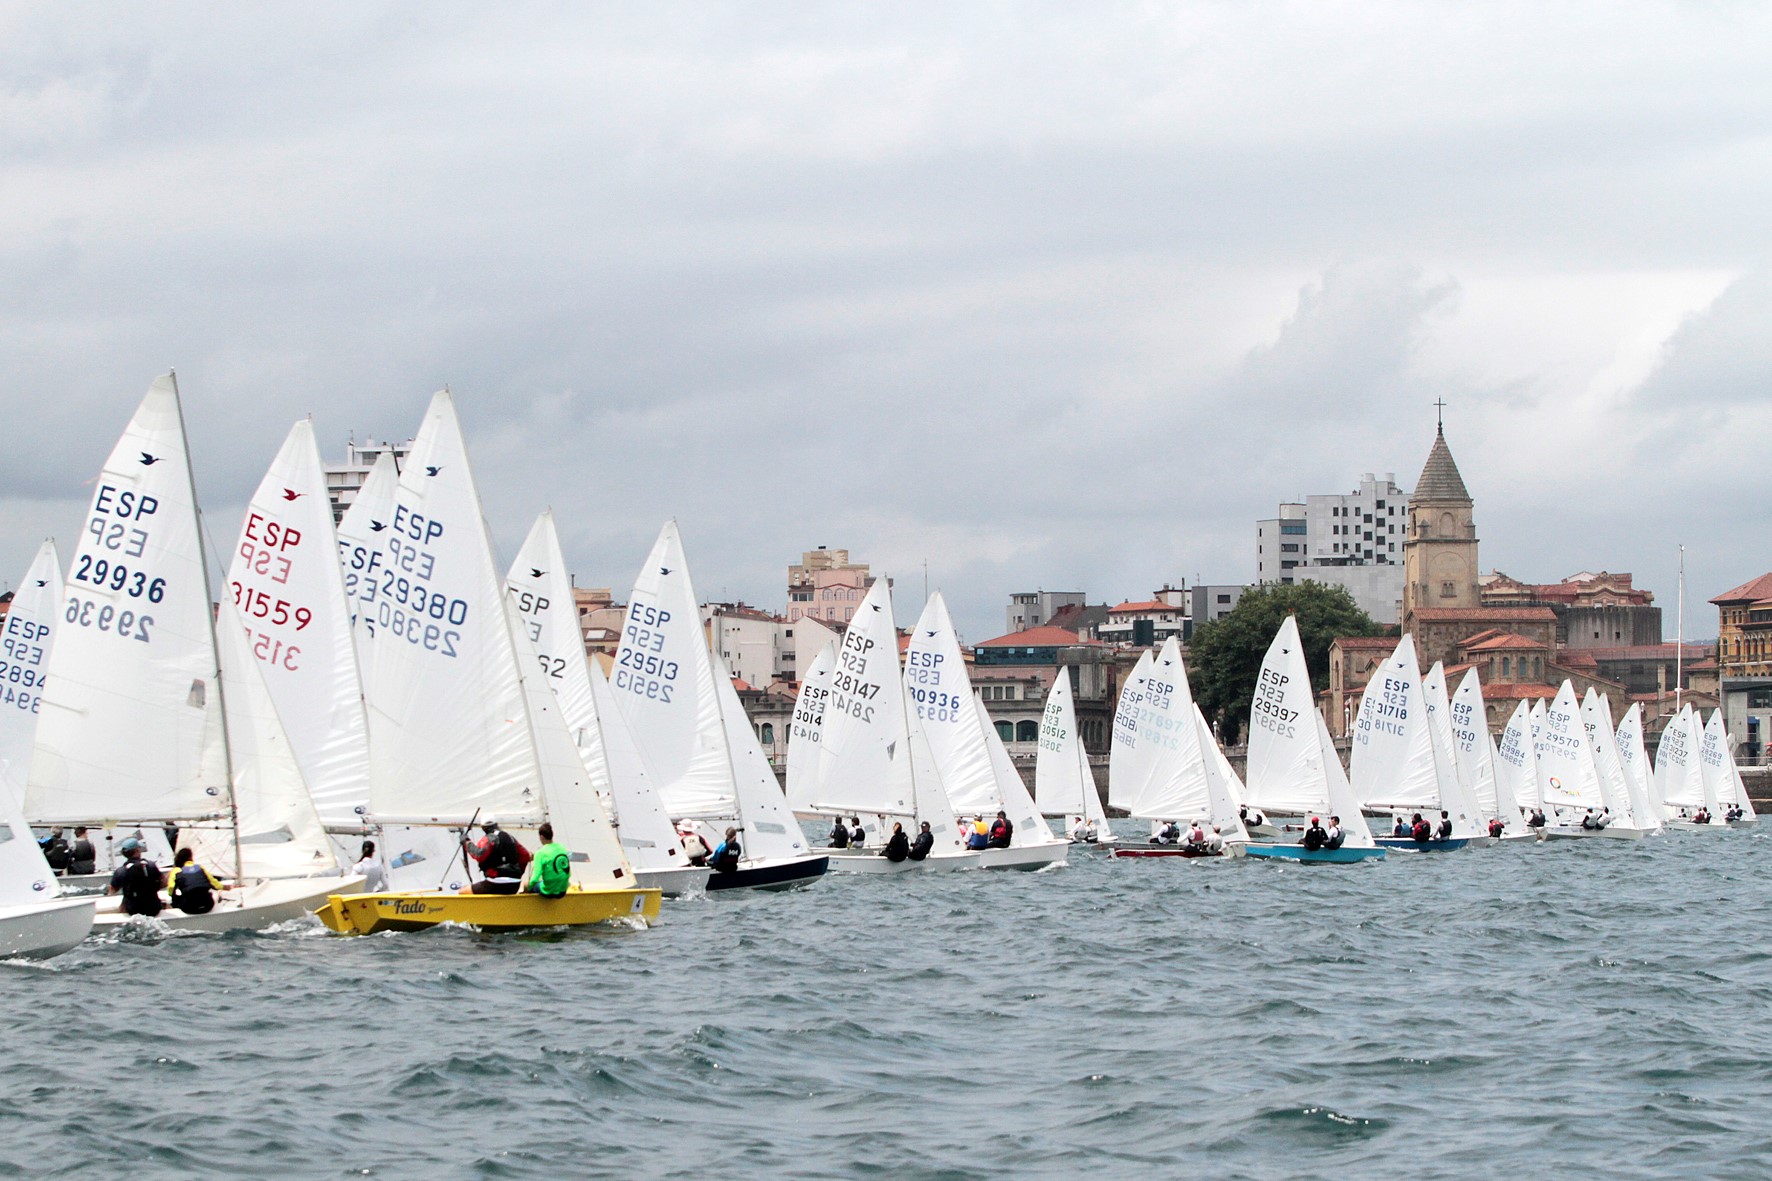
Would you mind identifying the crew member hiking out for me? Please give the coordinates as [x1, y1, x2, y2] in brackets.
[987, 811, 1013, 849]
[1302, 816, 1328, 851]
[709, 827, 742, 874]
[884, 822, 910, 863]
[909, 821, 934, 861]
[524, 823, 572, 898]
[462, 816, 526, 895]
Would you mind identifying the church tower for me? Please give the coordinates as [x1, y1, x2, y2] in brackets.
[1401, 418, 1479, 635]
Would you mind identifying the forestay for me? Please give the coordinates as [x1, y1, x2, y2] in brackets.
[27, 376, 231, 826]
[226, 420, 370, 828]
[0, 540, 61, 810]
[362, 391, 541, 825]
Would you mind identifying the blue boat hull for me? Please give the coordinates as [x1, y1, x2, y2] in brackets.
[1244, 844, 1385, 864]
[1374, 837, 1471, 853]
[706, 855, 829, 893]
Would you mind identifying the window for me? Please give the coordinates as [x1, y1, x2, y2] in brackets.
[1501, 657, 1510, 677]
[1440, 581, 1456, 597]
[1281, 522, 1306, 535]
[994, 721, 1013, 742]
[1217, 595, 1230, 604]
[1016, 720, 1040, 742]
[759, 723, 775, 744]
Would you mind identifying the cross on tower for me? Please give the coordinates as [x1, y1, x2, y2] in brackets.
[1433, 398, 1447, 432]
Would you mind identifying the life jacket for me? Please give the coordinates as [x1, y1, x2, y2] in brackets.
[829, 823, 850, 849]
[1488, 818, 1505, 838]
[909, 832, 933, 861]
[1302, 825, 1326, 850]
[69, 839, 97, 874]
[711, 839, 741, 872]
[1323, 827, 1345, 850]
[117, 860, 164, 915]
[476, 830, 524, 880]
[885, 832, 910, 863]
[171, 864, 217, 914]
[1411, 821, 1430, 842]
[42, 836, 70, 870]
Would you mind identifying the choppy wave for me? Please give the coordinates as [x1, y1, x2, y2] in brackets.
[4, 829, 1771, 1179]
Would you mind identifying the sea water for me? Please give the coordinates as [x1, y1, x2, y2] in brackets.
[4, 830, 1770, 1180]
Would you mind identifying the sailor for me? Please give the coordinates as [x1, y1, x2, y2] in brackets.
[1392, 816, 1410, 837]
[1154, 820, 1180, 845]
[1409, 813, 1431, 842]
[168, 848, 226, 915]
[1580, 808, 1600, 831]
[988, 811, 1013, 848]
[462, 816, 525, 895]
[1434, 811, 1453, 841]
[909, 821, 935, 861]
[39, 826, 71, 874]
[1596, 807, 1612, 829]
[1204, 825, 1226, 855]
[1071, 817, 1097, 843]
[352, 840, 389, 893]
[1323, 816, 1345, 851]
[849, 817, 867, 847]
[1527, 808, 1547, 829]
[708, 827, 742, 874]
[1487, 816, 1506, 839]
[884, 822, 910, 863]
[1301, 816, 1328, 851]
[1239, 804, 1267, 829]
[1184, 821, 1207, 851]
[966, 819, 990, 850]
[828, 817, 851, 849]
[524, 822, 572, 898]
[679, 824, 712, 867]
[106, 838, 164, 917]
[68, 827, 97, 876]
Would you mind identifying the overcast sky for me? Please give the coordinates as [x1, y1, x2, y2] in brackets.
[3, 3, 1768, 642]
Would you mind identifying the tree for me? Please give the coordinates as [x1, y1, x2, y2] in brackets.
[1188, 582, 1384, 745]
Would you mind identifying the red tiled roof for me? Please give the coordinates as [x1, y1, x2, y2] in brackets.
[1555, 650, 1600, 670]
[1583, 643, 1715, 662]
[1483, 683, 1559, 700]
[1412, 606, 1557, 622]
[1711, 573, 1772, 606]
[1107, 600, 1170, 614]
[975, 626, 1097, 648]
[1465, 632, 1545, 652]
[1333, 636, 1396, 650]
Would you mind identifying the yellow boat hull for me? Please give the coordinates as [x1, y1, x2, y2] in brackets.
[315, 887, 661, 935]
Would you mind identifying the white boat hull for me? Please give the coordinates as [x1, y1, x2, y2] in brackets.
[974, 842, 1069, 871]
[825, 849, 980, 874]
[1541, 825, 1647, 841]
[634, 864, 712, 897]
[0, 897, 98, 959]
[93, 875, 365, 932]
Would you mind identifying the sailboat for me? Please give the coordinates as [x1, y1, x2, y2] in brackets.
[25, 376, 362, 931]
[505, 511, 708, 896]
[1241, 617, 1382, 863]
[1654, 705, 1719, 830]
[1033, 666, 1112, 844]
[1699, 710, 1752, 829]
[1494, 700, 1544, 835]
[904, 593, 1066, 870]
[316, 392, 657, 933]
[1352, 638, 1480, 851]
[0, 543, 96, 958]
[1614, 704, 1666, 830]
[1580, 689, 1656, 836]
[608, 522, 826, 891]
[790, 580, 974, 873]
[1533, 681, 1639, 839]
[1449, 669, 1524, 837]
[785, 642, 836, 823]
[1106, 638, 1247, 858]
[1107, 649, 1157, 821]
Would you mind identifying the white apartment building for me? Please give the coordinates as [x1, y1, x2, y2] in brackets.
[1256, 472, 1408, 623]
[323, 438, 413, 522]
[1005, 590, 1086, 633]
[702, 602, 791, 689]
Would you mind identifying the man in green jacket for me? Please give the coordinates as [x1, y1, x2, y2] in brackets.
[524, 822, 572, 898]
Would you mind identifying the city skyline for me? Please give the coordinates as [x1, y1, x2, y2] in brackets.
[2, 6, 1767, 643]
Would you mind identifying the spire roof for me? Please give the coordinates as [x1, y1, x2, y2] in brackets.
[1413, 425, 1471, 503]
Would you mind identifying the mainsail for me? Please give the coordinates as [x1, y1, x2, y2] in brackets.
[0, 540, 61, 809]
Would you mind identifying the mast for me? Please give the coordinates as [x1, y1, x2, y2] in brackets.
[170, 370, 244, 884]
[1675, 544, 1685, 715]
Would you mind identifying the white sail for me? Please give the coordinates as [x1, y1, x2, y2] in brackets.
[503, 595, 634, 885]
[1580, 689, 1644, 827]
[335, 450, 400, 685]
[210, 597, 340, 878]
[1107, 649, 1157, 813]
[1349, 635, 1442, 815]
[1421, 660, 1482, 837]
[1614, 704, 1662, 824]
[973, 694, 1057, 845]
[1196, 705, 1251, 841]
[588, 662, 689, 869]
[362, 391, 542, 825]
[710, 649, 812, 861]
[1317, 708, 1375, 847]
[1244, 616, 1330, 816]
[0, 798, 67, 907]
[1697, 710, 1733, 817]
[506, 512, 599, 777]
[1536, 681, 1605, 812]
[904, 593, 1000, 816]
[1495, 700, 1540, 813]
[806, 579, 920, 819]
[1654, 706, 1705, 811]
[785, 644, 836, 814]
[225, 420, 371, 828]
[1450, 669, 1510, 828]
[26, 376, 232, 826]
[0, 540, 61, 809]
[1125, 638, 1216, 825]
[1035, 669, 1101, 826]
[609, 522, 733, 819]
